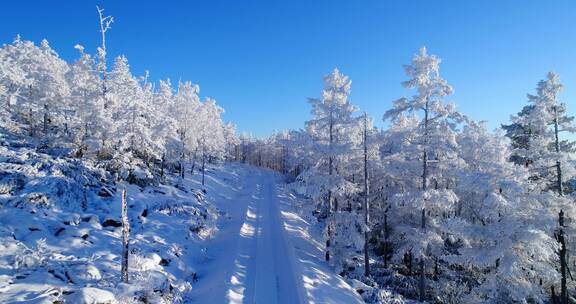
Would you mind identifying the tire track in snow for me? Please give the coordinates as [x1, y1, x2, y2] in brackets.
[188, 165, 262, 304]
[229, 170, 306, 304]
[193, 165, 360, 304]
[227, 172, 263, 303]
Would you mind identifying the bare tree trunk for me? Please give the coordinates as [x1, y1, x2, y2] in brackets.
[328, 110, 334, 213]
[558, 210, 568, 304]
[422, 102, 429, 191]
[419, 100, 429, 302]
[160, 153, 165, 178]
[383, 212, 389, 268]
[202, 151, 206, 186]
[434, 257, 438, 280]
[325, 109, 335, 262]
[28, 85, 34, 137]
[326, 225, 331, 262]
[121, 188, 129, 283]
[421, 208, 426, 229]
[81, 185, 88, 211]
[282, 145, 287, 174]
[5, 84, 13, 111]
[179, 137, 185, 179]
[43, 104, 49, 135]
[556, 161, 562, 195]
[96, 6, 112, 102]
[363, 112, 370, 277]
[420, 208, 428, 297]
[553, 106, 563, 196]
[406, 250, 413, 275]
[419, 258, 425, 302]
[96, 5, 112, 156]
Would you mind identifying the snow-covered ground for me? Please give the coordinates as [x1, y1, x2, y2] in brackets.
[0, 142, 364, 303]
[0, 142, 229, 303]
[276, 178, 365, 304]
[190, 166, 363, 304]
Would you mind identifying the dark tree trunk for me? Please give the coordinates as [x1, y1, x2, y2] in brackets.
[28, 85, 34, 136]
[363, 112, 370, 277]
[81, 185, 88, 211]
[383, 212, 389, 268]
[325, 111, 334, 261]
[419, 100, 430, 303]
[419, 206, 427, 301]
[558, 210, 568, 304]
[160, 153, 165, 179]
[202, 152, 206, 186]
[43, 104, 49, 135]
[419, 258, 425, 302]
[405, 250, 413, 276]
[554, 106, 563, 196]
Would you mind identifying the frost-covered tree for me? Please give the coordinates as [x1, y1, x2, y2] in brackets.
[1, 37, 70, 139]
[449, 121, 561, 303]
[36, 39, 71, 138]
[502, 73, 576, 303]
[172, 81, 201, 177]
[304, 68, 361, 214]
[107, 56, 161, 181]
[299, 68, 366, 271]
[66, 45, 111, 155]
[361, 112, 380, 277]
[0, 12, 239, 190]
[502, 104, 534, 166]
[0, 37, 26, 132]
[223, 122, 240, 161]
[197, 97, 226, 185]
[505, 72, 576, 194]
[383, 47, 465, 301]
[269, 129, 314, 178]
[152, 79, 179, 176]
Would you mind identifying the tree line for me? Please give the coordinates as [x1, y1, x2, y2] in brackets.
[1, 7, 576, 302]
[237, 48, 576, 303]
[0, 7, 238, 185]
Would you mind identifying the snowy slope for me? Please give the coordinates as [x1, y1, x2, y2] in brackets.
[0, 141, 227, 303]
[0, 141, 365, 304]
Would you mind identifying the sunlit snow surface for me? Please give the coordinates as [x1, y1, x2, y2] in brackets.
[0, 144, 365, 303]
[189, 167, 364, 304]
[0, 142, 219, 303]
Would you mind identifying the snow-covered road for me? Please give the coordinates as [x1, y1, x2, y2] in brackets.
[190, 165, 364, 304]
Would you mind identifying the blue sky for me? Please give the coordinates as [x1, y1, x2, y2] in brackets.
[1, 1, 576, 137]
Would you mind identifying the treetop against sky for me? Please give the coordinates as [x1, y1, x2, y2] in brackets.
[1, 0, 575, 137]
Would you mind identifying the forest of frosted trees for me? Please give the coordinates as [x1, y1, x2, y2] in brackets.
[237, 48, 576, 303]
[0, 33, 237, 185]
[1, 9, 576, 303]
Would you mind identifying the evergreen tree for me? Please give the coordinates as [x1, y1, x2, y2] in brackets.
[302, 68, 364, 271]
[506, 72, 576, 193]
[383, 47, 465, 301]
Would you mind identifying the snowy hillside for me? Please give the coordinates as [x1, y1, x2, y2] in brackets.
[0, 137, 375, 303]
[2, 5, 576, 303]
[0, 139, 218, 303]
